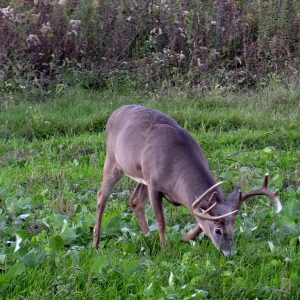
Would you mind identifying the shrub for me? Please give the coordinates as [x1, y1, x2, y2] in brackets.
[1, 0, 299, 96]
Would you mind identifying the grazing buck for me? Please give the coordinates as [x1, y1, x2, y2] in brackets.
[93, 105, 282, 256]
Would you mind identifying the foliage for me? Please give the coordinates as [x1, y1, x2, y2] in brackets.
[0, 86, 299, 298]
[1, 0, 300, 97]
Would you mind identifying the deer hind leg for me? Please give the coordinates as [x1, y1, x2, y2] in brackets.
[182, 225, 203, 242]
[148, 186, 166, 248]
[130, 183, 150, 235]
[93, 157, 123, 249]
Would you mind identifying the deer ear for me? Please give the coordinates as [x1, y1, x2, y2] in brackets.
[228, 187, 242, 205]
[233, 188, 242, 210]
[238, 189, 242, 202]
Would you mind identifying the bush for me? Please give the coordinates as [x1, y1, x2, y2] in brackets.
[1, 0, 299, 96]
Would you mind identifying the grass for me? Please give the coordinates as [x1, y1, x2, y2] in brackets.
[0, 85, 299, 299]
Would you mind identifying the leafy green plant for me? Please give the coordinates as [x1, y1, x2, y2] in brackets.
[0, 86, 299, 298]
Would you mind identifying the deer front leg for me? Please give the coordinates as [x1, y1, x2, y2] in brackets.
[182, 225, 203, 242]
[130, 183, 150, 234]
[148, 187, 166, 248]
[93, 160, 123, 249]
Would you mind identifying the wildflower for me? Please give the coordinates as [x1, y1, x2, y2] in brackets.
[150, 28, 157, 35]
[0, 6, 13, 17]
[26, 34, 41, 47]
[32, 13, 40, 23]
[69, 19, 81, 30]
[183, 10, 189, 17]
[40, 22, 52, 36]
[68, 19, 82, 36]
[179, 52, 185, 61]
[178, 27, 186, 38]
[0, 6, 14, 21]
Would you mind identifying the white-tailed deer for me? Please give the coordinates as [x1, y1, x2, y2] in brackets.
[93, 105, 282, 256]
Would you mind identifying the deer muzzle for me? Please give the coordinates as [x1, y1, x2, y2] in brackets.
[220, 241, 235, 256]
[221, 249, 235, 257]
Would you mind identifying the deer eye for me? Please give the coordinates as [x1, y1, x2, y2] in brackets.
[214, 228, 222, 235]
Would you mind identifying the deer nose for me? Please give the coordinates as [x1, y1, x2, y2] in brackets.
[222, 249, 233, 256]
[220, 241, 235, 256]
[221, 247, 236, 256]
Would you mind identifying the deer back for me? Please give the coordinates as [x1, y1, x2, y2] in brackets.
[105, 105, 219, 205]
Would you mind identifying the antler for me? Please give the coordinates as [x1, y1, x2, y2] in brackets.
[192, 182, 238, 221]
[241, 173, 282, 213]
[192, 182, 225, 211]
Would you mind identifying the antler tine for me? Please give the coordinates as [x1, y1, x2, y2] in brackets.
[192, 182, 238, 221]
[241, 173, 282, 213]
[193, 205, 238, 220]
[263, 173, 269, 188]
[192, 181, 226, 211]
[207, 191, 217, 207]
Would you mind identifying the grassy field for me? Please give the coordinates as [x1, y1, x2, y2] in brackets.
[0, 86, 299, 299]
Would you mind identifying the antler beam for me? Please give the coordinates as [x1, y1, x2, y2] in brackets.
[192, 182, 238, 221]
[192, 182, 225, 211]
[241, 173, 282, 213]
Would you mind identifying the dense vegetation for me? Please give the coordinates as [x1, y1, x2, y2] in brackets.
[0, 85, 299, 298]
[1, 0, 300, 99]
[1, 0, 299, 299]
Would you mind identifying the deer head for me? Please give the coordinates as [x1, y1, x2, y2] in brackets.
[191, 174, 282, 256]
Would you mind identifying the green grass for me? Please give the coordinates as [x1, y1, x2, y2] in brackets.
[0, 86, 299, 299]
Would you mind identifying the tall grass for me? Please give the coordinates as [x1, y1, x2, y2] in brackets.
[1, 0, 299, 96]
